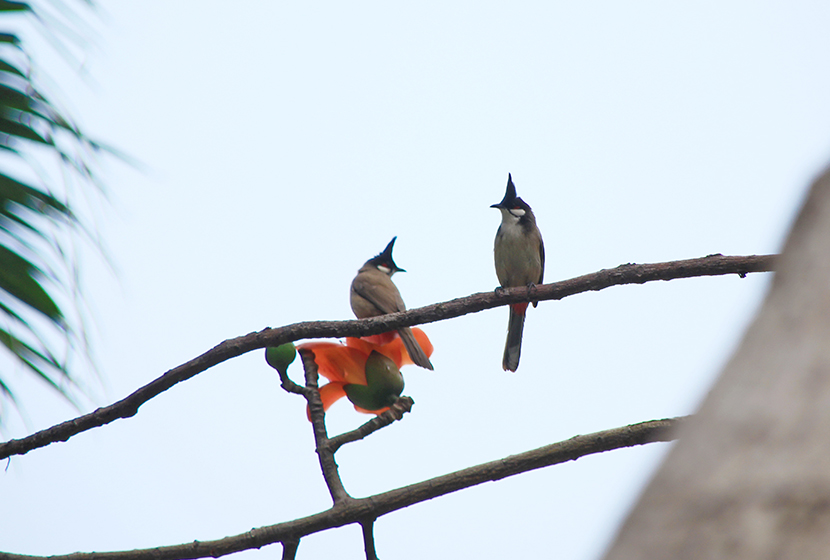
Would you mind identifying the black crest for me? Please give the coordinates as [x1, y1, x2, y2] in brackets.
[368, 237, 405, 272]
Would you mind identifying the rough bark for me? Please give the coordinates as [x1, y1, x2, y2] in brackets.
[603, 166, 830, 560]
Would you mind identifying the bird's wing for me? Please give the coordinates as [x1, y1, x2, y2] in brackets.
[352, 269, 406, 315]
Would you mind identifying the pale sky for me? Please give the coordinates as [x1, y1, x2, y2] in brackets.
[3, 2, 830, 559]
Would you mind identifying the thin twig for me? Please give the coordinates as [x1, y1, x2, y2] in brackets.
[298, 349, 352, 505]
[0, 417, 684, 560]
[325, 397, 414, 453]
[277, 367, 308, 397]
[280, 539, 299, 560]
[361, 518, 378, 560]
[0, 254, 771, 460]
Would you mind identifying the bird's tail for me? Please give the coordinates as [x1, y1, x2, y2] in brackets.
[398, 326, 434, 370]
[503, 303, 527, 372]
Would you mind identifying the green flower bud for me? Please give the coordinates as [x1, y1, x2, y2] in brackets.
[344, 351, 404, 411]
[265, 343, 296, 374]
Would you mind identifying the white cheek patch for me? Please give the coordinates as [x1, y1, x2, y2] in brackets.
[377, 265, 392, 274]
[509, 208, 526, 218]
[499, 207, 521, 225]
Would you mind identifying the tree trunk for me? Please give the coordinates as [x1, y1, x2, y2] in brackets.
[603, 164, 830, 560]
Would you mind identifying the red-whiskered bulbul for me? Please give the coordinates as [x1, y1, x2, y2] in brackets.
[350, 237, 434, 370]
[491, 173, 545, 372]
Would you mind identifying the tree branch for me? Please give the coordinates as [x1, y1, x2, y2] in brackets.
[325, 397, 414, 454]
[281, 539, 299, 560]
[0, 254, 770, 460]
[276, 364, 308, 397]
[298, 348, 352, 505]
[0, 417, 684, 560]
[361, 518, 378, 560]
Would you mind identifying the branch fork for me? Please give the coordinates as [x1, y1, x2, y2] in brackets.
[0, 254, 776, 560]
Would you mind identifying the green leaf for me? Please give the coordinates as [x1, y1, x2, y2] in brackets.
[0, 0, 112, 424]
[0, 375, 17, 402]
[0, 172, 72, 216]
[0, 327, 78, 410]
[0, 243, 62, 321]
[0, 33, 20, 45]
[0, 3, 29, 14]
[0, 114, 52, 145]
[0, 60, 25, 77]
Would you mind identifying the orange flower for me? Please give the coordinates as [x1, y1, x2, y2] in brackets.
[297, 328, 433, 417]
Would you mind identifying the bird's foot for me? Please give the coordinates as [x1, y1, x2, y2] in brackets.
[526, 282, 539, 306]
[495, 286, 506, 296]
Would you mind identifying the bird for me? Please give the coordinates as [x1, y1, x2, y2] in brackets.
[491, 173, 545, 372]
[350, 237, 434, 370]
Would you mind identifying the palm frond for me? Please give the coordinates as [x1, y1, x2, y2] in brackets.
[0, 0, 105, 425]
